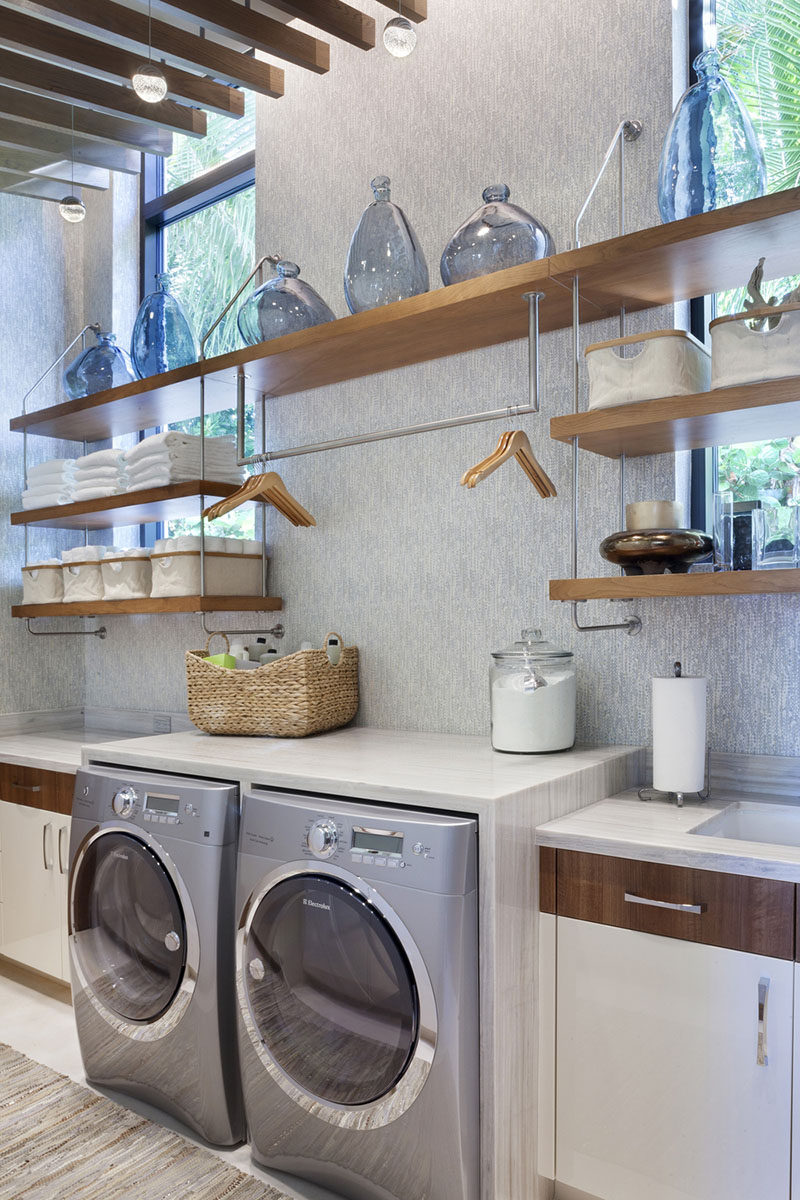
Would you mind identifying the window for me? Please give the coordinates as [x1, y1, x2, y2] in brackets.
[141, 93, 257, 538]
[697, 0, 800, 511]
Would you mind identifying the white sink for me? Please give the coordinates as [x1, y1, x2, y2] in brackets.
[690, 802, 800, 849]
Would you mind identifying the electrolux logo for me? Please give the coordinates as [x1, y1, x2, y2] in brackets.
[303, 898, 331, 911]
[111, 850, 129, 861]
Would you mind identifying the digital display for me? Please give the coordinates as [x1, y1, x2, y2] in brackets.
[145, 791, 180, 815]
[352, 828, 403, 856]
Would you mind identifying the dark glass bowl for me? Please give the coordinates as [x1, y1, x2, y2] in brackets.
[600, 528, 713, 575]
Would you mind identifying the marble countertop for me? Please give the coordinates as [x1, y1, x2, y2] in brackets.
[0, 728, 135, 775]
[82, 727, 640, 810]
[536, 788, 800, 883]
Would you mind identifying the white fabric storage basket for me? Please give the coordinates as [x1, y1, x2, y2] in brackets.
[22, 563, 63, 604]
[586, 330, 711, 411]
[101, 555, 152, 601]
[150, 550, 264, 598]
[62, 560, 105, 602]
[710, 303, 800, 389]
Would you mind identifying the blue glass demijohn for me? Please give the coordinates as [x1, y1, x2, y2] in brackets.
[658, 48, 766, 223]
[236, 260, 335, 346]
[344, 176, 429, 313]
[63, 329, 136, 399]
[440, 185, 555, 286]
[130, 272, 199, 378]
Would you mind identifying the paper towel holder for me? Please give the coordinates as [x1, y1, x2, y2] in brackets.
[641, 663, 710, 806]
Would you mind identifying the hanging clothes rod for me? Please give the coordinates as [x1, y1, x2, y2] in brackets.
[236, 291, 545, 466]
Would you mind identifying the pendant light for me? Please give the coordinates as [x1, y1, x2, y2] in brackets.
[383, 0, 417, 56]
[59, 106, 86, 224]
[132, 0, 168, 103]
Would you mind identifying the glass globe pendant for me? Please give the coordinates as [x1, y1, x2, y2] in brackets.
[132, 62, 168, 103]
[384, 2, 416, 57]
[59, 195, 86, 223]
[130, 0, 167, 103]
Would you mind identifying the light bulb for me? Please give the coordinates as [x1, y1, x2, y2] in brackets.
[59, 195, 86, 223]
[132, 62, 168, 103]
[383, 15, 416, 57]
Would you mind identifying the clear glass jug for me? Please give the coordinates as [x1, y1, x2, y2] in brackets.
[490, 628, 576, 753]
[344, 176, 429, 313]
[441, 185, 554, 285]
[237, 260, 335, 345]
[63, 330, 136, 399]
[130, 273, 199, 378]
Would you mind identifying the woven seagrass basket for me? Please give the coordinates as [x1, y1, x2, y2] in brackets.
[186, 632, 359, 737]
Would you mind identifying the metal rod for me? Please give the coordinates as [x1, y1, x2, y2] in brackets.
[200, 253, 282, 360]
[260, 393, 268, 598]
[200, 613, 284, 639]
[26, 619, 106, 639]
[200, 375, 206, 598]
[573, 118, 643, 250]
[522, 291, 545, 413]
[572, 604, 641, 635]
[573, 276, 581, 414]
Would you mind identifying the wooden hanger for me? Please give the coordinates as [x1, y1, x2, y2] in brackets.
[461, 430, 556, 498]
[203, 472, 316, 527]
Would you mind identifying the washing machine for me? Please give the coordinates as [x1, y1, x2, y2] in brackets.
[68, 764, 245, 1146]
[236, 788, 479, 1200]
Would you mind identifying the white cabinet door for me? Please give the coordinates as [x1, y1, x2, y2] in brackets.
[0, 800, 63, 980]
[556, 916, 792, 1200]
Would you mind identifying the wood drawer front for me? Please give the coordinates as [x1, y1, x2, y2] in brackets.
[0, 763, 74, 816]
[554, 849, 795, 960]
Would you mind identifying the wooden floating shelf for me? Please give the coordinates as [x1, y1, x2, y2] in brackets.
[12, 187, 800, 445]
[12, 596, 282, 618]
[549, 570, 800, 602]
[11, 481, 244, 530]
[550, 377, 800, 459]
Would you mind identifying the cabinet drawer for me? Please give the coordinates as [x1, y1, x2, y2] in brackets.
[552, 849, 795, 960]
[0, 763, 74, 816]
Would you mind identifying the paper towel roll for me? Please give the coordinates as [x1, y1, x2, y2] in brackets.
[652, 674, 707, 794]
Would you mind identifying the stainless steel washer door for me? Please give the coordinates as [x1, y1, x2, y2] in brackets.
[239, 865, 437, 1127]
[71, 831, 187, 1025]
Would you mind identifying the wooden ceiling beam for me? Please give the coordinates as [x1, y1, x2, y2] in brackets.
[0, 46, 207, 136]
[2, 175, 83, 202]
[153, 0, 329, 72]
[261, 0, 374, 50]
[373, 0, 426, 21]
[0, 145, 110, 188]
[0, 7, 244, 118]
[0, 85, 173, 155]
[0, 116, 141, 174]
[8, 0, 284, 97]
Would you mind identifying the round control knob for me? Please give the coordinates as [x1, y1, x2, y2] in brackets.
[164, 930, 181, 952]
[307, 819, 339, 859]
[249, 957, 265, 982]
[111, 787, 137, 817]
[412, 841, 424, 856]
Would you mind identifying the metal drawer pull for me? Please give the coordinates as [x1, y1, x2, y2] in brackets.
[13, 782, 41, 792]
[42, 822, 54, 871]
[58, 825, 68, 875]
[623, 892, 707, 915]
[757, 977, 770, 1067]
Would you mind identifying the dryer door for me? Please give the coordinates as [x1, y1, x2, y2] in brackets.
[71, 831, 187, 1024]
[243, 873, 420, 1108]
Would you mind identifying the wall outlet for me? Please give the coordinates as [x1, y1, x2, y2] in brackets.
[153, 714, 172, 734]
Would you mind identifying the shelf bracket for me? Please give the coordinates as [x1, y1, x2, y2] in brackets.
[25, 618, 106, 639]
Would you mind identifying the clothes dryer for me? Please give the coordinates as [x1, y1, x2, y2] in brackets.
[68, 765, 244, 1145]
[236, 789, 479, 1200]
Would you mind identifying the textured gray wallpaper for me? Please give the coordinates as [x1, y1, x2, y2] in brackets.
[80, 0, 800, 757]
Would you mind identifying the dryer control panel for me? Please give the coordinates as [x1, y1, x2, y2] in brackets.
[242, 789, 477, 897]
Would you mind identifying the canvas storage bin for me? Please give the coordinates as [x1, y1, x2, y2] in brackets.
[101, 549, 152, 601]
[710, 303, 800, 389]
[150, 549, 263, 597]
[22, 561, 63, 605]
[186, 633, 359, 737]
[62, 559, 105, 602]
[586, 330, 711, 411]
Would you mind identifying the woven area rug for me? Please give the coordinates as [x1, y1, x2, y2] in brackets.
[0, 1044, 287, 1199]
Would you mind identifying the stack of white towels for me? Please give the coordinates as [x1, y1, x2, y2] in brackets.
[20, 433, 245, 509]
[124, 433, 245, 490]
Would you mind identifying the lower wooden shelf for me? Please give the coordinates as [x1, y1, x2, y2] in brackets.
[12, 596, 282, 618]
[11, 481, 243, 530]
[549, 570, 800, 601]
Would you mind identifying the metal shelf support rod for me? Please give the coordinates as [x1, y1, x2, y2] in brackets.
[26, 619, 106, 639]
[200, 613, 285, 639]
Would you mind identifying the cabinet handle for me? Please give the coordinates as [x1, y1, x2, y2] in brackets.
[13, 782, 41, 792]
[58, 826, 68, 875]
[623, 892, 707, 915]
[42, 822, 54, 871]
[757, 977, 770, 1067]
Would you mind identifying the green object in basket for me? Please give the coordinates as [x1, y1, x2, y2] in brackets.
[204, 652, 237, 668]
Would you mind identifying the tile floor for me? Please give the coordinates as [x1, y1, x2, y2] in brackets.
[0, 960, 338, 1200]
